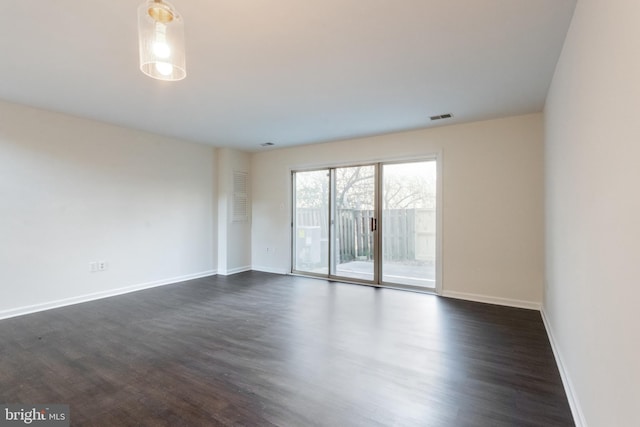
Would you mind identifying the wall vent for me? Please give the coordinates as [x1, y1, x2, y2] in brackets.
[233, 171, 249, 222]
[430, 113, 453, 121]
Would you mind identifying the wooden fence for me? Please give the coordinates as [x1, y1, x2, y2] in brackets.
[296, 208, 428, 262]
[337, 209, 374, 261]
[382, 209, 416, 261]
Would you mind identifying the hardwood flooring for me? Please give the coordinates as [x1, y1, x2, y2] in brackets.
[0, 272, 574, 426]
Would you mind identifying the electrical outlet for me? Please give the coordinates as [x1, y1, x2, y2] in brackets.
[97, 261, 108, 271]
[90, 262, 98, 273]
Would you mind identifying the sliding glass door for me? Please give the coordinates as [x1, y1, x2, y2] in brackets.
[292, 159, 437, 291]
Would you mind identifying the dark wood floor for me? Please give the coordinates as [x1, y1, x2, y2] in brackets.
[0, 272, 574, 426]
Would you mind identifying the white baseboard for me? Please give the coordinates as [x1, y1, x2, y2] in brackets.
[0, 270, 217, 321]
[442, 290, 541, 310]
[541, 308, 587, 427]
[217, 265, 251, 276]
[251, 265, 289, 275]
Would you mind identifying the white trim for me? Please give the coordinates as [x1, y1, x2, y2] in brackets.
[252, 265, 289, 275]
[217, 265, 251, 276]
[0, 270, 217, 321]
[442, 290, 541, 310]
[541, 308, 587, 427]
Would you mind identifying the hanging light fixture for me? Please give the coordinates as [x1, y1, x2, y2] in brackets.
[138, 0, 186, 81]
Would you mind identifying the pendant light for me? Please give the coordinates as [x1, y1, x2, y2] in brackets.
[138, 0, 186, 81]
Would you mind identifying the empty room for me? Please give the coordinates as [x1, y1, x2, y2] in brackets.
[1, 0, 638, 426]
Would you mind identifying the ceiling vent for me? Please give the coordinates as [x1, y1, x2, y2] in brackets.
[260, 142, 275, 147]
[430, 113, 453, 121]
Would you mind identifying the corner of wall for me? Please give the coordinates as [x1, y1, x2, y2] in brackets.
[540, 307, 587, 427]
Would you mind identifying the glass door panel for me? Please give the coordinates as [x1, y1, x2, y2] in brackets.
[381, 161, 437, 289]
[331, 165, 376, 282]
[293, 170, 330, 275]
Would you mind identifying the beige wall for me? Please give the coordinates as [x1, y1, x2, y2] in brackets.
[252, 113, 544, 307]
[0, 100, 216, 318]
[544, 0, 640, 425]
[217, 148, 252, 274]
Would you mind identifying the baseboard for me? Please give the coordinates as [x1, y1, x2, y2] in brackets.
[217, 265, 252, 276]
[0, 270, 217, 321]
[541, 308, 587, 427]
[442, 290, 541, 310]
[251, 265, 289, 275]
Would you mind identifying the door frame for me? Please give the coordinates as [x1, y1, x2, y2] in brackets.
[290, 153, 442, 295]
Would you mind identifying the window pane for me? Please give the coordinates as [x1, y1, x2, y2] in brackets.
[382, 161, 436, 288]
[333, 165, 375, 281]
[293, 170, 329, 275]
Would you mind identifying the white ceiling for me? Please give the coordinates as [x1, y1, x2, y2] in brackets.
[0, 0, 576, 151]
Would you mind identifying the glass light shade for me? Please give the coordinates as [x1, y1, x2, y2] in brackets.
[138, 0, 186, 81]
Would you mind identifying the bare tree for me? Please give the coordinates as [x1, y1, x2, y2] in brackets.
[295, 165, 435, 210]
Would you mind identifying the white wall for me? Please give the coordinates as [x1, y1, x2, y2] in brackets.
[0, 100, 216, 318]
[217, 148, 251, 274]
[543, 0, 640, 425]
[252, 113, 544, 307]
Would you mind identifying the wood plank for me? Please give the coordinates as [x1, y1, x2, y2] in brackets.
[0, 272, 574, 426]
